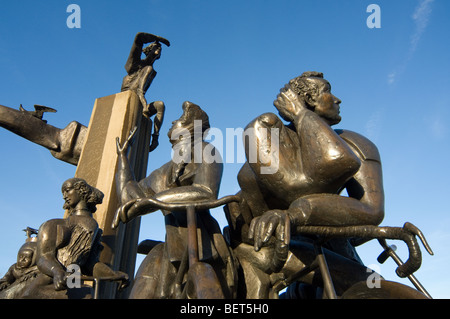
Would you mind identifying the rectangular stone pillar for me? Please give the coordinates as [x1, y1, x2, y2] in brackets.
[74, 90, 151, 298]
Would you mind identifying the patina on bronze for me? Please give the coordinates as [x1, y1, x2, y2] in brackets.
[121, 32, 170, 152]
[0, 32, 170, 163]
[224, 71, 433, 299]
[0, 103, 86, 165]
[7, 178, 130, 299]
[0, 229, 39, 299]
[0, 29, 435, 299]
[113, 102, 238, 299]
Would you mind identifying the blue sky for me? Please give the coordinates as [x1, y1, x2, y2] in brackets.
[0, 0, 449, 298]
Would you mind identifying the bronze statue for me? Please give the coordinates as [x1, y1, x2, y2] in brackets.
[246, 71, 383, 242]
[0, 32, 169, 164]
[18, 104, 57, 124]
[0, 230, 39, 299]
[224, 71, 432, 298]
[113, 101, 237, 299]
[0, 103, 86, 165]
[18, 178, 128, 299]
[121, 32, 170, 152]
[0, 27, 435, 298]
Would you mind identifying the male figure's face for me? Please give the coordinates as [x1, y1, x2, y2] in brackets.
[309, 78, 342, 126]
[167, 102, 193, 145]
[17, 249, 33, 269]
[153, 46, 161, 59]
[167, 118, 186, 145]
[144, 44, 161, 60]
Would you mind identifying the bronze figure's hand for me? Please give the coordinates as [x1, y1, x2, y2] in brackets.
[149, 136, 159, 152]
[248, 209, 291, 252]
[112, 198, 140, 228]
[53, 269, 67, 291]
[273, 87, 306, 122]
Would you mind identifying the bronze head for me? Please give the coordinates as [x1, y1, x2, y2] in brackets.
[143, 41, 162, 61]
[274, 71, 342, 126]
[167, 101, 210, 144]
[61, 178, 104, 213]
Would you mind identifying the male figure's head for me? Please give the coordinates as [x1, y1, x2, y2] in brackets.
[168, 101, 211, 166]
[274, 71, 342, 126]
[143, 41, 162, 62]
[168, 101, 210, 146]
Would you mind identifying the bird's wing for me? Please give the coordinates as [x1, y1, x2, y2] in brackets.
[34, 104, 57, 113]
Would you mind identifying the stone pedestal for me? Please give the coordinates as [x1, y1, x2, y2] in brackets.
[74, 90, 151, 298]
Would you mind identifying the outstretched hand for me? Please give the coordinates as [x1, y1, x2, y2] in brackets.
[53, 268, 67, 291]
[112, 198, 140, 229]
[112, 197, 161, 229]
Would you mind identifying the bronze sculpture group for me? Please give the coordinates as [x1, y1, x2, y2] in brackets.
[0, 178, 128, 299]
[0, 33, 434, 299]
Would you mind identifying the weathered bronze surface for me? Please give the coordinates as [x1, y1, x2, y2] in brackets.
[224, 71, 432, 298]
[113, 102, 238, 298]
[121, 32, 170, 152]
[0, 32, 435, 299]
[18, 104, 56, 123]
[0, 32, 171, 164]
[0, 229, 39, 299]
[0, 103, 87, 165]
[0, 178, 129, 299]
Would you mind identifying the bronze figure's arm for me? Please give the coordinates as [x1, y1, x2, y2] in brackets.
[0, 104, 86, 165]
[35, 220, 68, 291]
[124, 32, 170, 74]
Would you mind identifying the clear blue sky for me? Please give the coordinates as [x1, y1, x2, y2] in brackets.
[1, 0, 449, 298]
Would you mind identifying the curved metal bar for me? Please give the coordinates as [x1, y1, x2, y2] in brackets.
[128, 194, 241, 212]
[295, 223, 433, 279]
